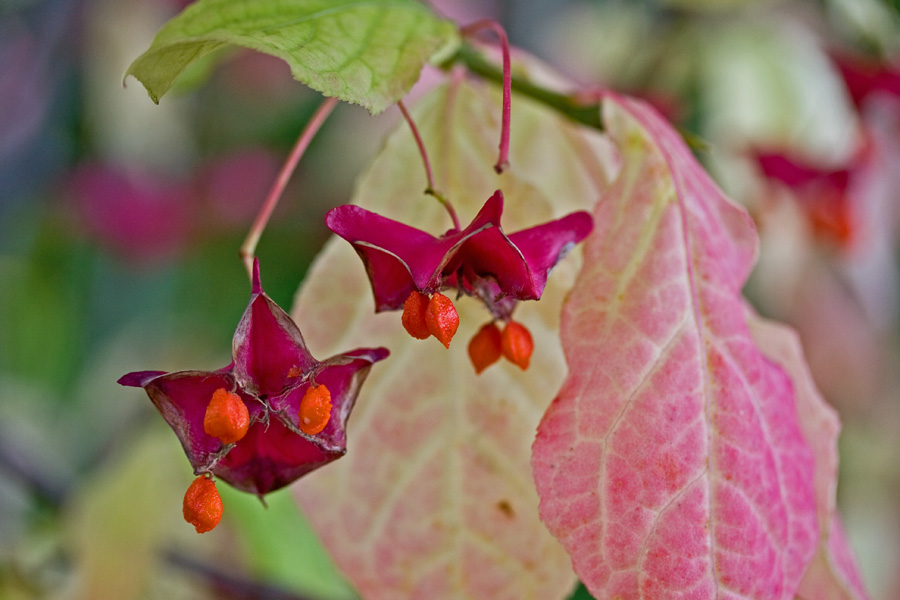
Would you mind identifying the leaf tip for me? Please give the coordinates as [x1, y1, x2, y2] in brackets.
[122, 68, 162, 105]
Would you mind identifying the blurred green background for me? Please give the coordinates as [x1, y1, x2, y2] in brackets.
[2, 0, 900, 598]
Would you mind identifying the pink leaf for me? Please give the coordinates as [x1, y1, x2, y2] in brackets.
[291, 75, 616, 599]
[747, 314, 869, 600]
[532, 94, 819, 599]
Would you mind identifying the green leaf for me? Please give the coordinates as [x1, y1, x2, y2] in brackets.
[126, 0, 460, 113]
[220, 486, 356, 599]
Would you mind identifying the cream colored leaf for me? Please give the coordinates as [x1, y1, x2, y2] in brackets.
[290, 74, 614, 599]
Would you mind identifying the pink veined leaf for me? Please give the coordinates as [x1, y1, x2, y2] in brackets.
[531, 94, 819, 599]
[746, 313, 869, 600]
[291, 73, 616, 599]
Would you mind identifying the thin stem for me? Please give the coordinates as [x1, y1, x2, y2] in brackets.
[397, 100, 437, 191]
[460, 20, 512, 173]
[397, 100, 461, 230]
[240, 96, 339, 278]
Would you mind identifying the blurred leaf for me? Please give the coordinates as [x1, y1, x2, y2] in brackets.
[661, 0, 777, 9]
[126, 0, 460, 113]
[698, 22, 857, 154]
[221, 486, 355, 599]
[291, 74, 615, 599]
[0, 223, 92, 393]
[65, 428, 188, 600]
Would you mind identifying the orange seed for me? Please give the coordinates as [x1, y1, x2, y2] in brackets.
[204, 388, 250, 445]
[425, 293, 459, 348]
[501, 321, 533, 370]
[299, 384, 332, 435]
[401, 290, 431, 339]
[183, 476, 223, 534]
[468, 322, 503, 374]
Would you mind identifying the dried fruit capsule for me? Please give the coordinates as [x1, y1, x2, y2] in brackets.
[299, 384, 332, 435]
[468, 322, 503, 374]
[204, 388, 250, 444]
[183, 476, 223, 534]
[501, 320, 533, 370]
[425, 293, 459, 348]
[401, 290, 431, 339]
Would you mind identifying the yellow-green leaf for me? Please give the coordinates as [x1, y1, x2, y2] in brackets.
[126, 0, 460, 113]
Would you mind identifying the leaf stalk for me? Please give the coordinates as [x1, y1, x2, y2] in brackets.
[460, 20, 513, 173]
[240, 96, 339, 277]
[397, 100, 461, 230]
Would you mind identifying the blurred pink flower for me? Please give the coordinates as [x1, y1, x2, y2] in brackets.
[832, 53, 900, 110]
[195, 149, 280, 227]
[754, 151, 856, 248]
[69, 163, 193, 264]
[67, 149, 281, 264]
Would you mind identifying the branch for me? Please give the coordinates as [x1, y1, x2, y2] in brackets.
[448, 44, 604, 131]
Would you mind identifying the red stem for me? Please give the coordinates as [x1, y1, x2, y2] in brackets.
[397, 100, 461, 230]
[240, 96, 339, 278]
[460, 20, 511, 174]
